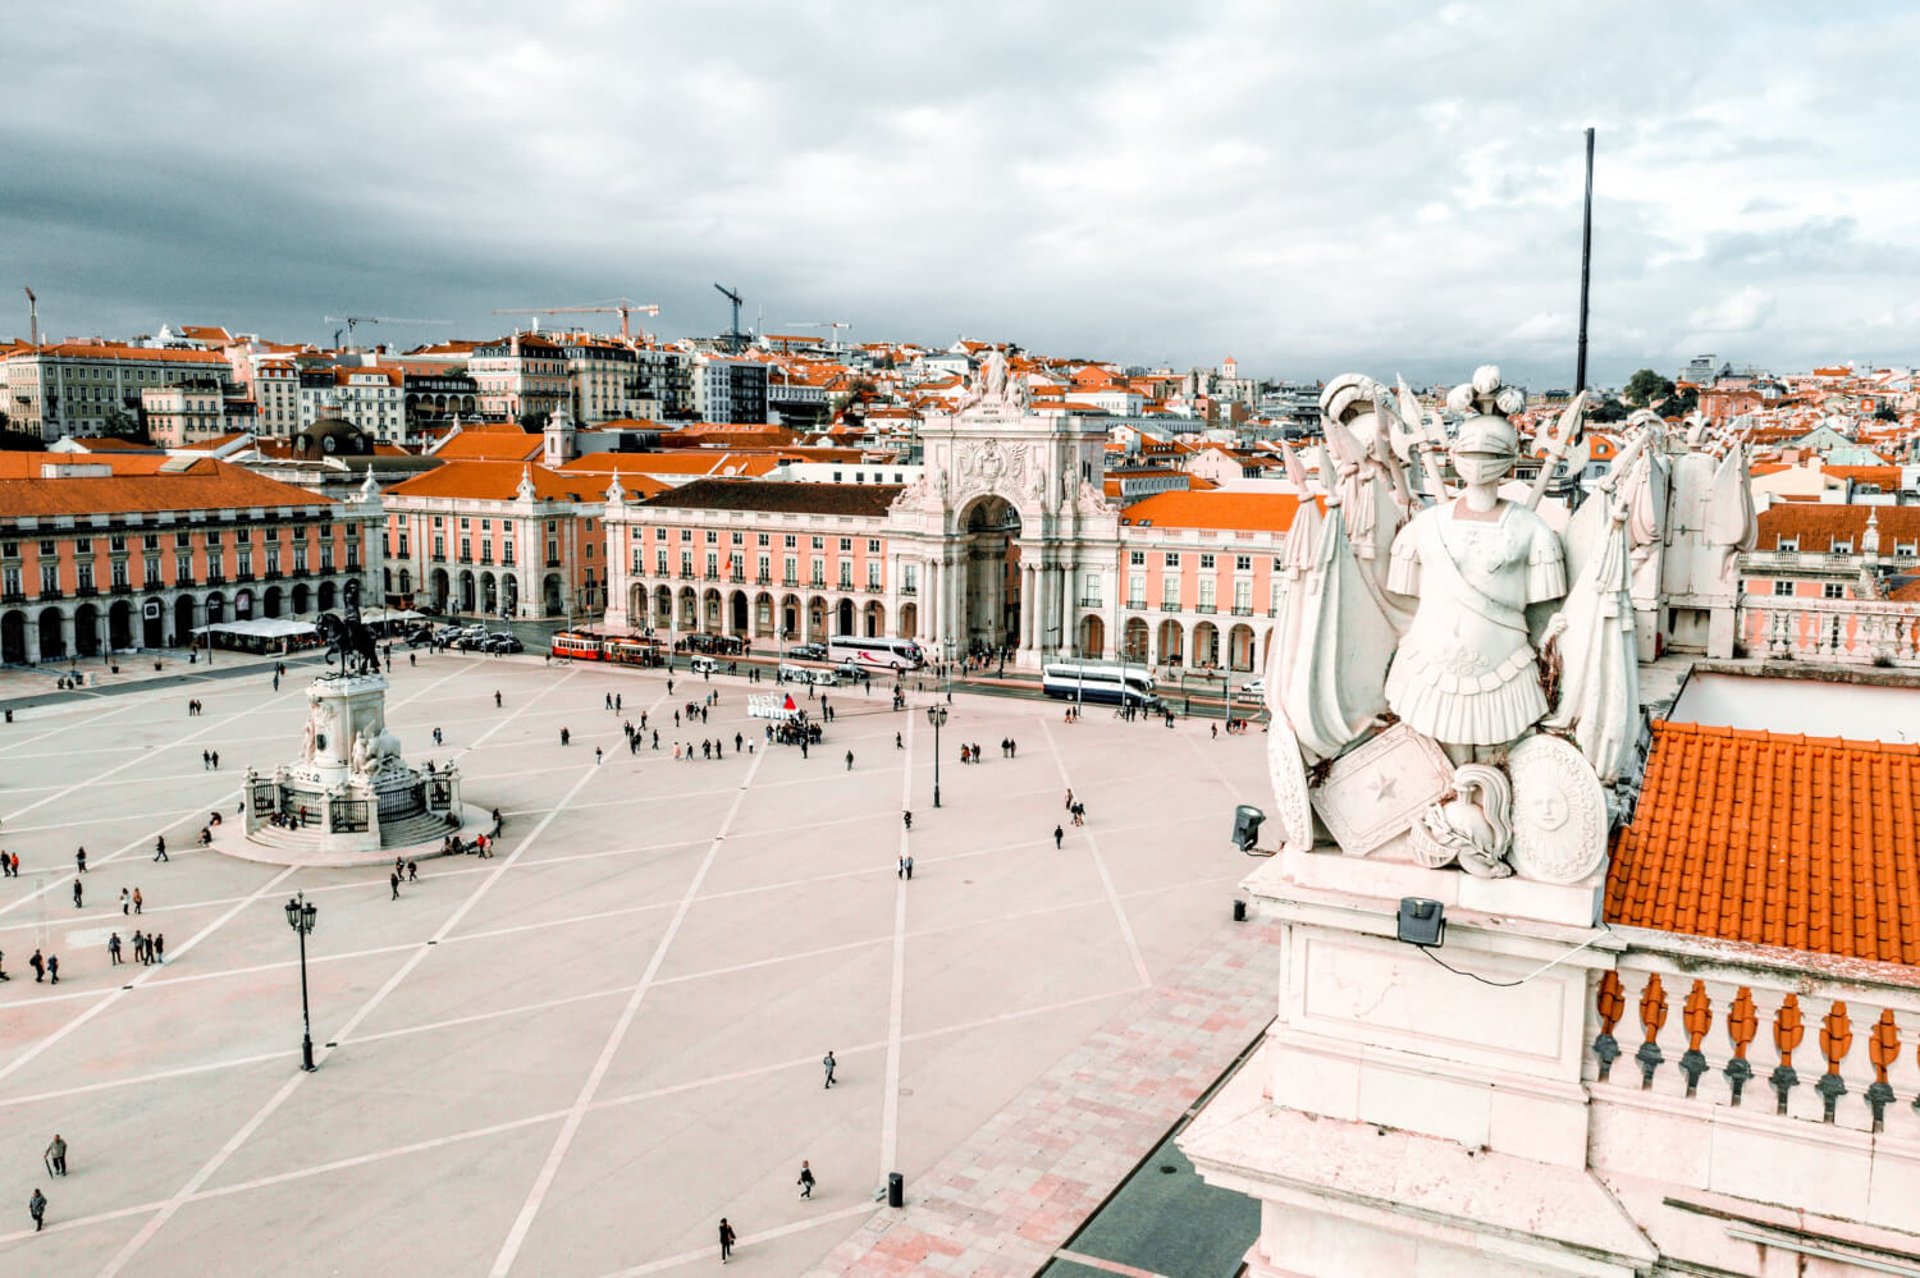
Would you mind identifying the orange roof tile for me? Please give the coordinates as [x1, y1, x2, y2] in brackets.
[1606, 721, 1920, 965]
[1756, 504, 1920, 551]
[0, 454, 330, 517]
[1121, 489, 1302, 533]
[433, 428, 543, 462]
[386, 460, 600, 503]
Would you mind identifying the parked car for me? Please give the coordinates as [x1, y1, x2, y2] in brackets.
[483, 634, 524, 654]
[790, 643, 827, 662]
[1236, 678, 1266, 700]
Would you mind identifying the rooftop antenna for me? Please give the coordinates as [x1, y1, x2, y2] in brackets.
[714, 283, 744, 354]
[24, 285, 38, 347]
[1575, 127, 1595, 394]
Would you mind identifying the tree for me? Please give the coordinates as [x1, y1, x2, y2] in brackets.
[1622, 369, 1675, 408]
[1875, 405, 1898, 422]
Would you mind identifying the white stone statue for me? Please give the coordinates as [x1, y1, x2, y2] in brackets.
[1408, 763, 1514, 878]
[351, 728, 371, 775]
[982, 350, 1007, 402]
[1382, 403, 1566, 749]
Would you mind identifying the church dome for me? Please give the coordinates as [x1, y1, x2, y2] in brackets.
[294, 413, 372, 461]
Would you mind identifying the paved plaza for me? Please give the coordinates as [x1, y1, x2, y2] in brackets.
[0, 651, 1272, 1276]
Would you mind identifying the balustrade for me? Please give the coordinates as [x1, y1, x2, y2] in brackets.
[1740, 597, 1920, 667]
[1589, 948, 1920, 1135]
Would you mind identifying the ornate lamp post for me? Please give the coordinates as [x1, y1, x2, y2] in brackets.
[284, 891, 319, 1071]
[926, 704, 948, 808]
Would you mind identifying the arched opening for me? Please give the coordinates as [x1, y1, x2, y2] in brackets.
[807, 595, 828, 643]
[140, 597, 163, 648]
[458, 571, 476, 613]
[503, 576, 519, 617]
[677, 586, 697, 629]
[174, 595, 197, 647]
[1079, 614, 1106, 659]
[392, 572, 407, 603]
[291, 582, 311, 616]
[1123, 617, 1149, 661]
[544, 574, 564, 617]
[38, 608, 66, 661]
[481, 572, 498, 616]
[956, 495, 1022, 656]
[897, 601, 918, 639]
[73, 603, 101, 658]
[754, 592, 774, 638]
[781, 594, 801, 640]
[654, 585, 672, 627]
[263, 586, 283, 619]
[430, 570, 449, 612]
[319, 580, 337, 611]
[1156, 618, 1184, 666]
[730, 591, 749, 634]
[205, 592, 226, 625]
[1193, 620, 1220, 671]
[1228, 623, 1256, 672]
[702, 588, 722, 633]
[0, 610, 25, 665]
[864, 600, 885, 638]
[109, 599, 135, 649]
[836, 598, 855, 637]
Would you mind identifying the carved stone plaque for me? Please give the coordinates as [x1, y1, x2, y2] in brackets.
[1308, 724, 1453, 857]
[1507, 733, 1609, 883]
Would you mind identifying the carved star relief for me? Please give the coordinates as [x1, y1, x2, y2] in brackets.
[1368, 772, 1398, 804]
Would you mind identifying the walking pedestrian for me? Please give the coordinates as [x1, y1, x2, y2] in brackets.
[1064, 788, 1073, 811]
[605, 692, 613, 711]
[897, 854, 905, 879]
[903, 810, 912, 832]
[390, 871, 401, 900]
[133, 886, 144, 914]
[822, 1050, 836, 1088]
[211, 751, 219, 769]
[1054, 824, 1064, 849]
[45, 1134, 66, 1176]
[201, 749, 211, 770]
[560, 727, 571, 746]
[72, 879, 82, 909]
[28, 1188, 46, 1232]
[433, 727, 444, 745]
[895, 731, 903, 750]
[154, 835, 168, 862]
[46, 954, 58, 984]
[108, 932, 122, 965]
[718, 1218, 736, 1262]
[407, 860, 418, 882]
[494, 690, 502, 708]
[75, 847, 87, 875]
[153, 934, 164, 964]
[595, 746, 604, 765]
[845, 750, 854, 771]
[904, 855, 913, 880]
[29, 949, 44, 982]
[120, 887, 130, 914]
[797, 1160, 815, 1199]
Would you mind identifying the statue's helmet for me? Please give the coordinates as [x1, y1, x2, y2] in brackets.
[1319, 373, 1385, 426]
[1453, 413, 1520, 461]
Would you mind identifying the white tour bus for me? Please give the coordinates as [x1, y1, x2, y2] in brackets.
[826, 634, 926, 671]
[1041, 661, 1158, 708]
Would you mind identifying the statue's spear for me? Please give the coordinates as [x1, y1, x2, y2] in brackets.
[1524, 390, 1588, 510]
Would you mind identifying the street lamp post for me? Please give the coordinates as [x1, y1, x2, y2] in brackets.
[926, 703, 948, 808]
[284, 891, 319, 1072]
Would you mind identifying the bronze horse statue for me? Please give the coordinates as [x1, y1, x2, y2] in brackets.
[316, 580, 381, 675]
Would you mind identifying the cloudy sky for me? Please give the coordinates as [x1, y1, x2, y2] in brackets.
[7, 1, 1918, 387]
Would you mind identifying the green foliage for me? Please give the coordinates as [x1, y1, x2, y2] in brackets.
[1622, 368, 1675, 407]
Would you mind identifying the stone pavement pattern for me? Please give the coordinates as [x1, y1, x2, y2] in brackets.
[0, 651, 1272, 1276]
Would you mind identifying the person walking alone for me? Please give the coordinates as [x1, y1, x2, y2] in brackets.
[154, 836, 168, 863]
[1054, 824, 1064, 849]
[75, 848, 87, 875]
[108, 932, 123, 965]
[822, 1050, 836, 1088]
[718, 1218, 736, 1262]
[390, 871, 401, 901]
[44, 1134, 66, 1177]
[28, 1187, 46, 1233]
[797, 1160, 815, 1199]
[72, 879, 82, 909]
[845, 749, 854, 771]
[133, 887, 143, 915]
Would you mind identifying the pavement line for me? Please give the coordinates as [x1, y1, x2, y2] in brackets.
[1041, 717, 1153, 988]
[593, 1202, 878, 1277]
[0, 864, 297, 1088]
[93, 756, 604, 1278]
[0, 696, 144, 756]
[1050, 1248, 1175, 1278]
[880, 716, 913, 1180]
[488, 745, 767, 1277]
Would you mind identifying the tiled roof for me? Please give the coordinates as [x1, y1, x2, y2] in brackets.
[1755, 504, 1920, 551]
[8, 343, 230, 365]
[565, 452, 779, 478]
[432, 429, 542, 462]
[0, 454, 331, 518]
[1606, 720, 1920, 964]
[386, 460, 599, 503]
[1121, 489, 1302, 533]
[641, 478, 902, 518]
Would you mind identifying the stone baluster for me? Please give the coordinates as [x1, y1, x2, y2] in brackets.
[1680, 981, 1712, 1097]
[1592, 970, 1624, 1082]
[1723, 985, 1758, 1106]
[1816, 1001, 1853, 1122]
[1636, 972, 1668, 1089]
[1867, 1008, 1899, 1132]
[1771, 992, 1804, 1116]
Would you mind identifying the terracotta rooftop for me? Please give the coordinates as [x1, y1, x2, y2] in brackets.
[0, 454, 331, 518]
[386, 460, 600, 503]
[432, 428, 543, 462]
[641, 478, 903, 518]
[1755, 504, 1920, 551]
[1121, 489, 1302, 534]
[1606, 720, 1920, 965]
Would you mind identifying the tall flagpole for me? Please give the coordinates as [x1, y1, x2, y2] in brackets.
[1575, 127, 1595, 394]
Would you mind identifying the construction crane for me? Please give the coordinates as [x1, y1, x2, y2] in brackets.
[490, 299, 661, 343]
[787, 321, 853, 354]
[714, 283, 746, 354]
[322, 315, 451, 348]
